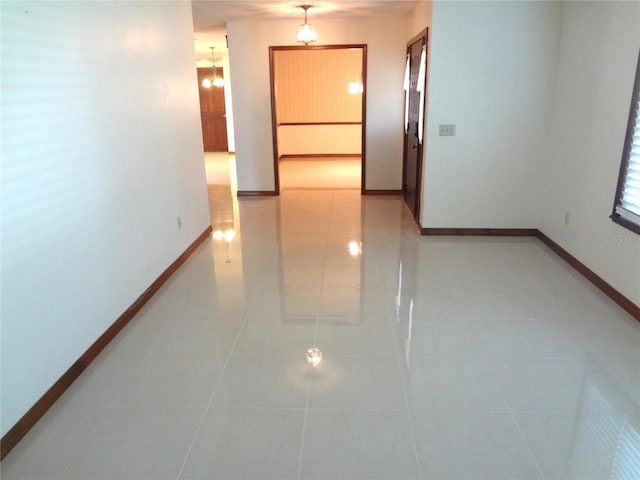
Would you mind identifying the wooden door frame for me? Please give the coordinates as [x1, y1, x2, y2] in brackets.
[269, 44, 368, 194]
[402, 29, 428, 221]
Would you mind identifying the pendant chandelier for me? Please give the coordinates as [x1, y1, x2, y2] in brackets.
[296, 5, 317, 45]
[202, 46, 224, 89]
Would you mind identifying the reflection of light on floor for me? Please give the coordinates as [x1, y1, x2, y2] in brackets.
[212, 228, 236, 242]
[205, 152, 238, 232]
[205, 152, 245, 304]
[212, 228, 237, 264]
[306, 347, 323, 367]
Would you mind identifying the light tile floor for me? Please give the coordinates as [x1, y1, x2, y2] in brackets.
[2, 188, 640, 479]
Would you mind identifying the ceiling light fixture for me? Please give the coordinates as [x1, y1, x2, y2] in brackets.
[348, 78, 364, 95]
[202, 46, 224, 89]
[296, 5, 317, 45]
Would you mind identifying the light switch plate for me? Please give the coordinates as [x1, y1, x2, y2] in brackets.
[439, 124, 456, 136]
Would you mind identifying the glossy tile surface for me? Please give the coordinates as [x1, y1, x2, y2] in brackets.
[3, 188, 640, 480]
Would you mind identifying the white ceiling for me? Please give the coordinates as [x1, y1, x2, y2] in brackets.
[192, 1, 421, 30]
[192, 1, 421, 63]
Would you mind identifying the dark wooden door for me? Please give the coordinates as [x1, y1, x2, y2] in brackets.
[197, 68, 228, 152]
[403, 31, 427, 219]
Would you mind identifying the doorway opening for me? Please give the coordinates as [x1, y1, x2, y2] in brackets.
[269, 45, 367, 193]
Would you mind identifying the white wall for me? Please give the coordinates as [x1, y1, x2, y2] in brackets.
[421, 0, 639, 306]
[540, 1, 640, 305]
[421, 1, 560, 228]
[227, 17, 407, 192]
[222, 53, 237, 153]
[1, 1, 210, 436]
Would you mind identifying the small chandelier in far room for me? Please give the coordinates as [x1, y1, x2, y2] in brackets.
[296, 5, 317, 45]
[202, 46, 224, 88]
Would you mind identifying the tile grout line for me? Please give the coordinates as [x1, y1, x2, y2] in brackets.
[175, 313, 249, 480]
[476, 337, 547, 480]
[13, 191, 625, 479]
[389, 315, 424, 480]
[59, 346, 155, 477]
[296, 314, 320, 480]
[58, 402, 111, 477]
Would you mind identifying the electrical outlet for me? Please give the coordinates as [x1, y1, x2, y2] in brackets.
[177, 216, 182, 229]
[564, 212, 570, 226]
[439, 124, 456, 136]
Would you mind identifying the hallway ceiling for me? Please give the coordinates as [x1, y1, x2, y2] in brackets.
[192, 1, 421, 31]
[192, 1, 420, 66]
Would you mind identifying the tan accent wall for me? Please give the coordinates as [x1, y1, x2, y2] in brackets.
[274, 49, 363, 124]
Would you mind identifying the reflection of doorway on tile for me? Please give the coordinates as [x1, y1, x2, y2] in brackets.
[205, 152, 236, 230]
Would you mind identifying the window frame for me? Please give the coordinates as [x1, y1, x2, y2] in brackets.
[611, 49, 640, 235]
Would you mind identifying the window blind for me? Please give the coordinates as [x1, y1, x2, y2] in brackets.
[616, 98, 640, 221]
[613, 50, 640, 233]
